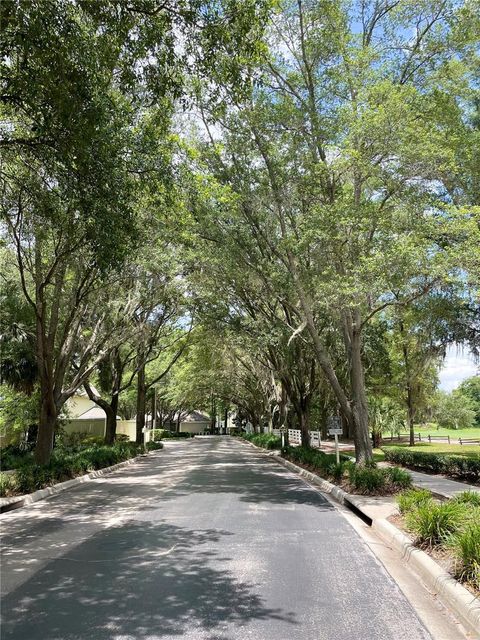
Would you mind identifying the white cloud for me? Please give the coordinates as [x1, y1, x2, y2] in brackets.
[439, 345, 478, 392]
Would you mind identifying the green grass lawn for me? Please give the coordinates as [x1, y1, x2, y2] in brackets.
[337, 426, 480, 462]
[384, 442, 479, 456]
[370, 442, 480, 463]
[389, 425, 480, 440]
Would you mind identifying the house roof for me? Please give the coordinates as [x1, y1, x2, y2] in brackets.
[136, 410, 210, 423]
[76, 406, 120, 420]
[75, 385, 101, 398]
[180, 411, 211, 423]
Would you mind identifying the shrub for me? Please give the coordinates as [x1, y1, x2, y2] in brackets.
[382, 447, 480, 483]
[56, 433, 105, 450]
[115, 434, 130, 442]
[15, 465, 45, 493]
[151, 429, 171, 441]
[350, 466, 386, 493]
[282, 447, 412, 494]
[385, 466, 412, 490]
[327, 462, 346, 483]
[405, 501, 466, 546]
[448, 522, 480, 589]
[243, 433, 282, 450]
[397, 488, 433, 514]
[145, 441, 164, 451]
[150, 429, 192, 440]
[3, 442, 144, 496]
[452, 491, 480, 507]
[0, 445, 33, 471]
[0, 472, 15, 497]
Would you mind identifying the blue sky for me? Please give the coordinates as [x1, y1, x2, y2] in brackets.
[439, 345, 478, 392]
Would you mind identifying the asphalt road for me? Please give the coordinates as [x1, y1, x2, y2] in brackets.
[0, 437, 432, 640]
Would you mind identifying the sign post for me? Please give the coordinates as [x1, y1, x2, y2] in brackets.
[327, 416, 343, 464]
[280, 426, 286, 449]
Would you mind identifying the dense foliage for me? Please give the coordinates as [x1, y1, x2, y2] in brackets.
[1, 0, 479, 468]
[281, 445, 412, 495]
[240, 433, 282, 449]
[398, 490, 480, 590]
[0, 441, 144, 496]
[383, 447, 480, 482]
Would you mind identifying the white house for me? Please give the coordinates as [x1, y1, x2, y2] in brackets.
[175, 410, 212, 434]
[63, 387, 137, 441]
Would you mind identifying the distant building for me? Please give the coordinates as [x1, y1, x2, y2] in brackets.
[165, 410, 212, 434]
[62, 387, 136, 440]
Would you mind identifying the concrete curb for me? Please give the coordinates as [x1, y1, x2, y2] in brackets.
[256, 447, 480, 639]
[0, 451, 159, 515]
[372, 518, 480, 638]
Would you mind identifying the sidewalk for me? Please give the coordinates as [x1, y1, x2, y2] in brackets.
[392, 467, 479, 499]
[319, 441, 479, 499]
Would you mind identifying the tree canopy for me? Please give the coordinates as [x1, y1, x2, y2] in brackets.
[1, 0, 479, 464]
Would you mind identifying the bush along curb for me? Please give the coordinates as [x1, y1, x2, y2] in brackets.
[252, 447, 480, 639]
[0, 449, 160, 515]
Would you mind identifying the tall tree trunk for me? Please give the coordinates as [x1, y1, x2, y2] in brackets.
[84, 381, 119, 445]
[279, 384, 288, 428]
[399, 320, 415, 446]
[104, 394, 118, 445]
[35, 380, 57, 465]
[349, 322, 372, 464]
[298, 410, 309, 447]
[210, 395, 216, 431]
[34, 300, 57, 464]
[136, 364, 146, 444]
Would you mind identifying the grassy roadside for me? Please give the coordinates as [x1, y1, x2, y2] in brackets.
[393, 488, 480, 594]
[411, 426, 480, 440]
[369, 442, 480, 463]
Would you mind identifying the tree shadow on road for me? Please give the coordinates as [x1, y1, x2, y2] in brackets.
[117, 442, 336, 510]
[1, 520, 297, 640]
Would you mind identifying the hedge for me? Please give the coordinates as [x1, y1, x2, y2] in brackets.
[382, 447, 480, 483]
[282, 446, 411, 495]
[0, 442, 145, 497]
[151, 429, 193, 441]
[240, 433, 282, 449]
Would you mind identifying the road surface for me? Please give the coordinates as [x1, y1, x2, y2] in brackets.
[0, 437, 432, 640]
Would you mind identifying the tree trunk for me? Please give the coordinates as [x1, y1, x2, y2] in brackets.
[34, 302, 57, 465]
[136, 364, 146, 444]
[104, 394, 118, 445]
[299, 410, 309, 447]
[406, 386, 415, 446]
[35, 384, 57, 465]
[84, 381, 119, 445]
[399, 321, 416, 446]
[350, 324, 373, 464]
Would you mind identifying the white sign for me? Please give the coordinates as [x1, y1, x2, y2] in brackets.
[328, 428, 343, 436]
[327, 417, 342, 462]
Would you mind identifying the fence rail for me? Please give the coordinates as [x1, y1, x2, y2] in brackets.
[309, 431, 321, 448]
[288, 429, 302, 445]
[385, 432, 470, 445]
